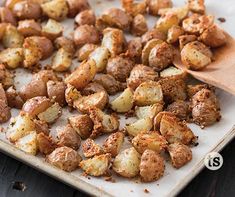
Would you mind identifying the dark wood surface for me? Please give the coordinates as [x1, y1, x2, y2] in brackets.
[1, 138, 235, 197]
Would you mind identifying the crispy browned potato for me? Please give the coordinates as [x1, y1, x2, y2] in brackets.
[132, 131, 168, 154]
[125, 37, 142, 61]
[106, 56, 134, 82]
[5, 0, 23, 10]
[0, 7, 17, 25]
[73, 91, 108, 114]
[103, 132, 124, 157]
[121, 0, 146, 17]
[158, 78, 187, 103]
[12, 1, 42, 20]
[41, 0, 68, 21]
[199, 25, 226, 48]
[140, 149, 165, 182]
[34, 119, 50, 135]
[17, 19, 42, 37]
[158, 6, 189, 21]
[75, 10, 96, 26]
[191, 88, 220, 127]
[0, 23, 8, 41]
[149, 42, 174, 71]
[187, 84, 209, 98]
[154, 112, 197, 144]
[5, 86, 24, 109]
[141, 28, 166, 45]
[47, 146, 82, 172]
[0, 64, 14, 89]
[0, 48, 24, 69]
[66, 0, 90, 18]
[65, 60, 96, 90]
[19, 80, 47, 101]
[76, 43, 98, 62]
[94, 74, 124, 95]
[0, 84, 11, 123]
[127, 64, 158, 90]
[65, 84, 81, 106]
[187, 0, 205, 14]
[167, 25, 184, 44]
[68, 114, 93, 139]
[99, 8, 131, 31]
[37, 132, 56, 155]
[102, 28, 126, 57]
[181, 41, 213, 70]
[146, 0, 173, 16]
[54, 36, 75, 55]
[22, 96, 52, 117]
[179, 34, 197, 50]
[82, 82, 105, 96]
[167, 142, 192, 168]
[82, 138, 103, 157]
[131, 14, 148, 36]
[155, 13, 179, 34]
[32, 69, 58, 83]
[46, 80, 66, 106]
[51, 48, 72, 72]
[42, 19, 63, 40]
[166, 100, 190, 120]
[73, 25, 100, 47]
[56, 124, 81, 150]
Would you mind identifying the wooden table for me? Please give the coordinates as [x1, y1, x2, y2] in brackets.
[1, 138, 235, 197]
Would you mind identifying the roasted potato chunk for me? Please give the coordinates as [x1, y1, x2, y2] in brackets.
[125, 117, 153, 137]
[65, 60, 96, 90]
[79, 153, 111, 176]
[154, 112, 197, 144]
[12, 1, 42, 20]
[75, 9, 95, 26]
[0, 84, 11, 123]
[167, 142, 192, 168]
[0, 7, 17, 25]
[160, 66, 186, 79]
[42, 19, 63, 40]
[146, 0, 173, 16]
[34, 119, 50, 135]
[158, 6, 189, 21]
[158, 78, 187, 103]
[167, 25, 184, 44]
[199, 25, 226, 48]
[187, 84, 209, 98]
[0, 64, 14, 89]
[82, 138, 103, 158]
[73, 25, 100, 47]
[181, 41, 213, 70]
[2, 25, 24, 48]
[47, 146, 82, 172]
[106, 56, 134, 82]
[37, 132, 56, 155]
[7, 112, 35, 142]
[89, 107, 119, 138]
[148, 42, 174, 71]
[16, 131, 38, 155]
[17, 19, 41, 37]
[54, 36, 75, 55]
[82, 82, 105, 96]
[187, 0, 205, 14]
[122, 0, 146, 17]
[32, 69, 58, 83]
[68, 114, 93, 139]
[133, 81, 163, 106]
[94, 74, 124, 95]
[132, 131, 168, 154]
[135, 103, 163, 119]
[125, 37, 142, 61]
[52, 48, 72, 72]
[167, 100, 190, 120]
[178, 34, 197, 51]
[5, 86, 24, 109]
[191, 88, 220, 127]
[103, 132, 124, 157]
[22, 96, 52, 117]
[140, 149, 165, 182]
[113, 147, 141, 178]
[141, 28, 166, 45]
[131, 14, 148, 36]
[65, 85, 81, 106]
[66, 0, 90, 18]
[76, 43, 98, 62]
[110, 88, 134, 113]
[155, 13, 179, 34]
[37, 102, 62, 124]
[56, 124, 81, 150]
[88, 47, 111, 72]
[73, 91, 108, 114]
[41, 0, 68, 21]
[0, 48, 23, 69]
[127, 64, 158, 90]
[102, 28, 126, 57]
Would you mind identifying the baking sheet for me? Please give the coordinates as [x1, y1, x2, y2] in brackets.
[1, 0, 235, 196]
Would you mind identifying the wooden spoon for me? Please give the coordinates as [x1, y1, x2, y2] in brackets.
[173, 32, 235, 95]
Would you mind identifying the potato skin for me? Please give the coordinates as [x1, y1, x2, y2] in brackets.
[140, 149, 165, 182]
[75, 10, 96, 26]
[0, 64, 14, 89]
[125, 38, 142, 61]
[73, 25, 100, 47]
[67, 0, 90, 18]
[82, 138, 103, 158]
[17, 19, 42, 37]
[167, 100, 190, 120]
[179, 34, 197, 50]
[54, 36, 75, 55]
[56, 124, 81, 150]
[106, 56, 134, 82]
[12, 1, 42, 20]
[34, 119, 50, 135]
[32, 70, 58, 83]
[0, 84, 11, 123]
[37, 132, 56, 155]
[167, 25, 185, 44]
[47, 146, 82, 172]
[76, 43, 98, 62]
[5, 86, 24, 109]
[46, 80, 66, 107]
[141, 28, 166, 46]
[0, 7, 17, 26]
[167, 142, 192, 168]
[131, 14, 148, 36]
[147, 0, 173, 16]
[82, 82, 105, 96]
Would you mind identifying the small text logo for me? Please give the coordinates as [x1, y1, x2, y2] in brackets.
[204, 152, 223, 171]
